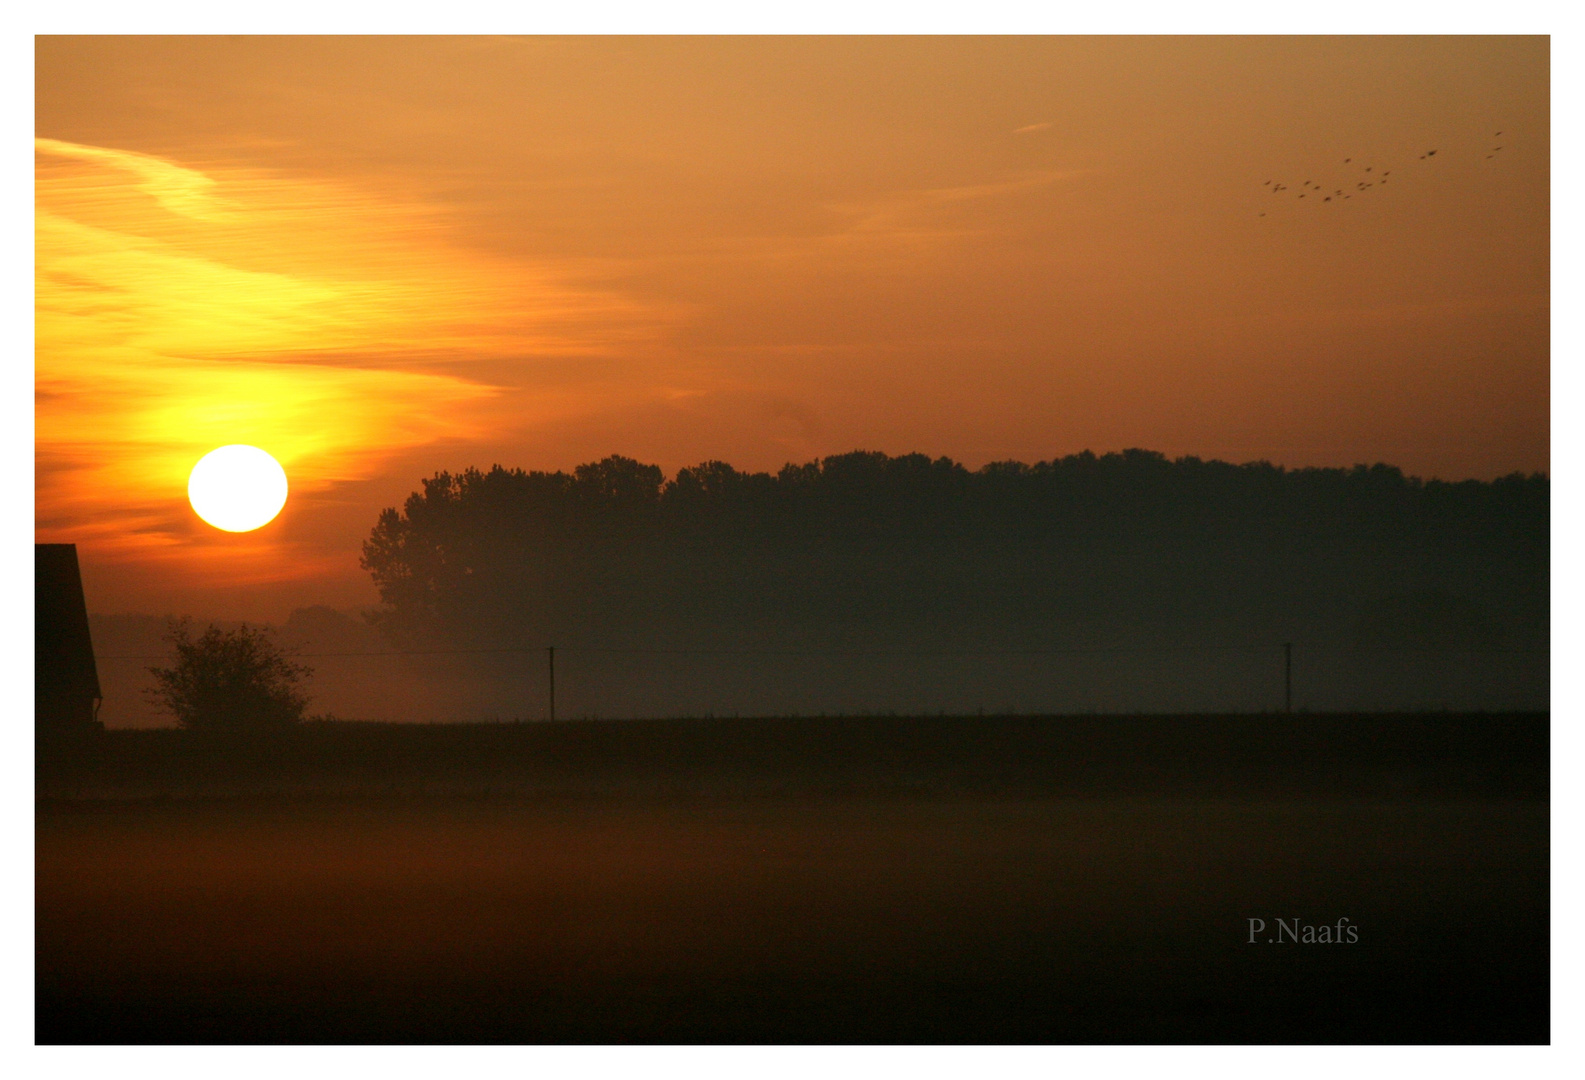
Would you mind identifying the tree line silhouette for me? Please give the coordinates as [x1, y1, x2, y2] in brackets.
[359, 450, 1548, 666]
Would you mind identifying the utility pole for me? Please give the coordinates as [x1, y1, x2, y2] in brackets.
[547, 645, 556, 722]
[1283, 642, 1293, 714]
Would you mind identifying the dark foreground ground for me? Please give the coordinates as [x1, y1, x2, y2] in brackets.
[36, 714, 1549, 1044]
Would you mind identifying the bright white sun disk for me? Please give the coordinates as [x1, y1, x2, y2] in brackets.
[188, 445, 289, 532]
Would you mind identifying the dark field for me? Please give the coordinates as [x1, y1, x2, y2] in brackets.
[36, 714, 1549, 1044]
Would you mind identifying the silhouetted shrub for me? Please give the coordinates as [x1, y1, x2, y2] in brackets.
[146, 619, 312, 733]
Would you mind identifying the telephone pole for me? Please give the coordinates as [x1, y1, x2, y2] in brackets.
[547, 645, 556, 722]
[1283, 642, 1293, 714]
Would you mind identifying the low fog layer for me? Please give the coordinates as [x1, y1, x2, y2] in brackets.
[95, 450, 1547, 726]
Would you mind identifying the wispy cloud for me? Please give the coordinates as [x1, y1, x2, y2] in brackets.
[825, 170, 1078, 247]
[37, 137, 226, 220]
[35, 140, 671, 581]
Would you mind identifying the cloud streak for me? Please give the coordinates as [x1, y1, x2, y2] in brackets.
[37, 137, 226, 220]
[35, 139, 668, 586]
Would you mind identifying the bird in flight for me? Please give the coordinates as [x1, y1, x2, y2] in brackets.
[1258, 132, 1498, 218]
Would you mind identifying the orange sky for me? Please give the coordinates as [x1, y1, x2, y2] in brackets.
[34, 36, 1549, 620]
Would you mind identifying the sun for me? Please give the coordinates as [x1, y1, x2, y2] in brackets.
[188, 445, 290, 532]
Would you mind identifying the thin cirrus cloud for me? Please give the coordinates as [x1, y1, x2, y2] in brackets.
[829, 169, 1077, 242]
[35, 137, 227, 220]
[34, 137, 668, 587]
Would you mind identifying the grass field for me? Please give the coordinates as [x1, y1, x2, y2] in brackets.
[36, 714, 1549, 1043]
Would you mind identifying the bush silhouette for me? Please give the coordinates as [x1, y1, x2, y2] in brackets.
[146, 619, 312, 733]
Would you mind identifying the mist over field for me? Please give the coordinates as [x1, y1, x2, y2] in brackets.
[92, 449, 1547, 727]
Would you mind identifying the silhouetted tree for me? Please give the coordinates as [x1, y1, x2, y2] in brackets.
[358, 450, 1548, 656]
[146, 619, 312, 733]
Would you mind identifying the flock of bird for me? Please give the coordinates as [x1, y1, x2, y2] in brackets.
[1257, 133, 1506, 217]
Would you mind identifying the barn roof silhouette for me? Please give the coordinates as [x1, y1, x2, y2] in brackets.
[36, 543, 102, 736]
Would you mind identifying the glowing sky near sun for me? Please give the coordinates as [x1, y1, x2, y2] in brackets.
[34, 36, 1548, 619]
